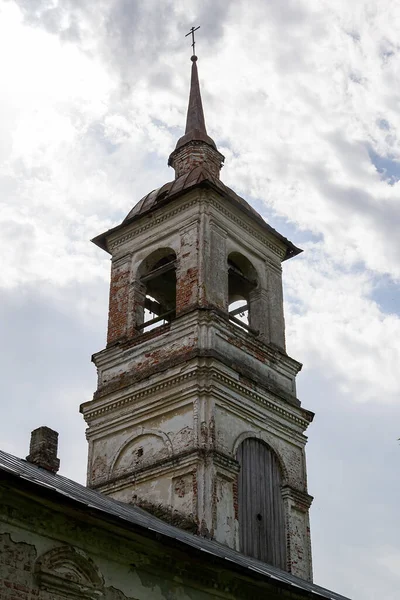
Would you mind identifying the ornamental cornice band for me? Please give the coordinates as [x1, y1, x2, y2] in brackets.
[208, 197, 285, 259]
[108, 194, 285, 260]
[83, 371, 197, 420]
[109, 199, 198, 251]
[83, 369, 308, 430]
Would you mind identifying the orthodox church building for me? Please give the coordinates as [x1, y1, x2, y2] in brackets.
[0, 51, 350, 600]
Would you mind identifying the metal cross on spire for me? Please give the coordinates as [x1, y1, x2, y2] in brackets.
[185, 26, 200, 56]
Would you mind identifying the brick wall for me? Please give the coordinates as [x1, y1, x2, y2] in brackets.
[0, 533, 36, 600]
[107, 257, 131, 345]
[171, 142, 223, 179]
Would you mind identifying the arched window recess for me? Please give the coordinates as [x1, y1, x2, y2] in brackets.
[137, 250, 177, 333]
[228, 253, 258, 334]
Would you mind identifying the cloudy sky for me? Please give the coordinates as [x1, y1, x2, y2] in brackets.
[1, 1, 399, 598]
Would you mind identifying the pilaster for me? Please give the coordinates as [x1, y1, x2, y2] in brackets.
[107, 253, 132, 345]
[282, 486, 313, 581]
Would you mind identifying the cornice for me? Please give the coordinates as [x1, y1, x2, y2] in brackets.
[213, 450, 240, 476]
[208, 195, 286, 260]
[213, 314, 302, 373]
[83, 366, 310, 432]
[107, 190, 286, 262]
[91, 447, 239, 492]
[93, 449, 199, 491]
[82, 371, 197, 421]
[265, 256, 283, 275]
[282, 485, 314, 511]
[108, 197, 199, 252]
[211, 372, 310, 430]
[92, 308, 302, 382]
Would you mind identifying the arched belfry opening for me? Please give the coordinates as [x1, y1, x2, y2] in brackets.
[228, 252, 258, 332]
[236, 438, 287, 570]
[137, 248, 177, 333]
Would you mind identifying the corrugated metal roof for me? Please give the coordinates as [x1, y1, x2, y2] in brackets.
[0, 449, 350, 600]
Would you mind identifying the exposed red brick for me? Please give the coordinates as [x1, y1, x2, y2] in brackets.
[107, 262, 130, 345]
[176, 267, 199, 313]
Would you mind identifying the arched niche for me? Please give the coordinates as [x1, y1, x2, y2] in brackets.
[236, 437, 287, 570]
[111, 431, 172, 476]
[35, 545, 104, 599]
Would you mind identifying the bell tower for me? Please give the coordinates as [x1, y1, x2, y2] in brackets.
[81, 53, 314, 582]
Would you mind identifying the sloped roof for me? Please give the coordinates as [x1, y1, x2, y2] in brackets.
[0, 449, 350, 600]
[92, 166, 301, 261]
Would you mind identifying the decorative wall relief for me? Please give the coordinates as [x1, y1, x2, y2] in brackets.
[35, 545, 104, 599]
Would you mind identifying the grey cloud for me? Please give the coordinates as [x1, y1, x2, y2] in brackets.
[324, 132, 371, 179]
[0, 281, 107, 480]
[247, 0, 309, 27]
[3, 4, 400, 599]
[308, 153, 400, 269]
[11, 0, 83, 37]
[13, 0, 232, 82]
[299, 369, 400, 600]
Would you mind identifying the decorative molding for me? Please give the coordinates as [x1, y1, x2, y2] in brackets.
[208, 196, 286, 259]
[265, 256, 283, 275]
[212, 371, 309, 428]
[108, 192, 286, 263]
[208, 219, 228, 239]
[92, 449, 200, 491]
[92, 447, 240, 494]
[83, 367, 309, 432]
[35, 546, 104, 599]
[92, 307, 302, 374]
[83, 371, 197, 420]
[213, 450, 240, 476]
[111, 252, 132, 267]
[109, 198, 199, 251]
[282, 485, 314, 511]
[109, 428, 173, 475]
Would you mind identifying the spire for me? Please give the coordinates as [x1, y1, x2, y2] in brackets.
[185, 56, 207, 135]
[168, 55, 224, 179]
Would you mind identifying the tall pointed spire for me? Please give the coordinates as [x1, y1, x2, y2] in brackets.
[185, 56, 207, 135]
[168, 55, 224, 179]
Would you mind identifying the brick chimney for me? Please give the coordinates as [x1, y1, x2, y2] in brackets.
[26, 426, 60, 474]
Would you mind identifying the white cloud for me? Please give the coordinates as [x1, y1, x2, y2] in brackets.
[378, 548, 400, 580]
[1, 2, 400, 599]
[207, 1, 400, 279]
[285, 245, 400, 403]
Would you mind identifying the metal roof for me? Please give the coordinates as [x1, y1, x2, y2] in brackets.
[0, 449, 350, 600]
[92, 166, 302, 261]
[123, 165, 261, 223]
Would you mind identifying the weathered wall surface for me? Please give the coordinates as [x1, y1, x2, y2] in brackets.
[82, 186, 313, 582]
[0, 527, 218, 600]
[0, 487, 289, 600]
[82, 352, 313, 580]
[101, 189, 289, 349]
